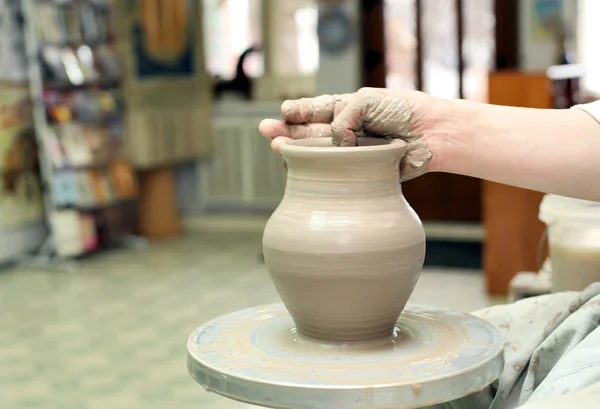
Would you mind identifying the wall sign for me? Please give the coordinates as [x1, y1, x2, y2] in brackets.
[531, 0, 564, 40]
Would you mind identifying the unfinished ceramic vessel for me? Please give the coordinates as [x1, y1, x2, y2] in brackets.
[262, 137, 426, 342]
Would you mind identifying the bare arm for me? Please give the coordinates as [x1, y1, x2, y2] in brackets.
[435, 99, 600, 201]
[259, 90, 600, 201]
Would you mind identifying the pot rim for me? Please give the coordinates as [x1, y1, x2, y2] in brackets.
[279, 137, 407, 157]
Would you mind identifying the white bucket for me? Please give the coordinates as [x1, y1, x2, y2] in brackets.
[539, 194, 600, 292]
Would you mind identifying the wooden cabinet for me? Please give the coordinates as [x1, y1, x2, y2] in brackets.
[403, 174, 481, 222]
[484, 71, 551, 295]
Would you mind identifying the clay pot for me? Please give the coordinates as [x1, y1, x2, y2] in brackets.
[262, 137, 426, 342]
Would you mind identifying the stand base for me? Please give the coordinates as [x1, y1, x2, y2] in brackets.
[187, 303, 504, 409]
[138, 167, 182, 239]
[0, 220, 46, 266]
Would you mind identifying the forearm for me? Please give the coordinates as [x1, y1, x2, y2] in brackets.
[433, 99, 600, 201]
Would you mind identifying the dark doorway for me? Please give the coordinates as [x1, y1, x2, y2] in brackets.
[360, 0, 495, 222]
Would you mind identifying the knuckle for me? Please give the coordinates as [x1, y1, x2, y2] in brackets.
[330, 117, 343, 133]
[281, 100, 301, 121]
[305, 98, 317, 122]
[356, 89, 384, 108]
[357, 87, 378, 97]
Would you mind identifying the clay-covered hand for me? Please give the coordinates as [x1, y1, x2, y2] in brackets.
[259, 88, 439, 181]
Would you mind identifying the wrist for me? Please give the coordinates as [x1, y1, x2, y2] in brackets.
[421, 96, 479, 174]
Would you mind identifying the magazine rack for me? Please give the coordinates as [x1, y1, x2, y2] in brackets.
[20, 0, 144, 264]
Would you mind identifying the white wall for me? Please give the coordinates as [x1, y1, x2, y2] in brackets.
[189, 0, 363, 215]
[578, 0, 600, 94]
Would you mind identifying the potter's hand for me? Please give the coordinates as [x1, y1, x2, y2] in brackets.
[259, 88, 438, 181]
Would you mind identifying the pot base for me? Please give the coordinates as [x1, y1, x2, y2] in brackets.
[187, 303, 504, 409]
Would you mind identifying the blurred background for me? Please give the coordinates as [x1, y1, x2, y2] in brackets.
[0, 0, 597, 408]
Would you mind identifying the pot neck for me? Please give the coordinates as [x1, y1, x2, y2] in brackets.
[284, 159, 403, 197]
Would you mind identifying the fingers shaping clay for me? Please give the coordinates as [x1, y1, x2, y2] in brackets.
[262, 137, 426, 342]
[278, 90, 433, 181]
[281, 94, 352, 124]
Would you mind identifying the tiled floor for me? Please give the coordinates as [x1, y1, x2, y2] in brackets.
[0, 217, 499, 409]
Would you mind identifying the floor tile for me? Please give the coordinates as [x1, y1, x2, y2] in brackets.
[0, 218, 496, 408]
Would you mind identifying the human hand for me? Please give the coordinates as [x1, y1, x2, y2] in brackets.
[258, 88, 440, 181]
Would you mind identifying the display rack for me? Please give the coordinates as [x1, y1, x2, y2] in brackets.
[20, 0, 144, 262]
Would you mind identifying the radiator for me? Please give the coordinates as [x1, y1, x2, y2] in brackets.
[199, 115, 287, 210]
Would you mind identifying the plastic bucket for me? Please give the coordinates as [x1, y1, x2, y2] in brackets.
[539, 194, 600, 292]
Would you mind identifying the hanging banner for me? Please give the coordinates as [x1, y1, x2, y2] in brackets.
[116, 0, 213, 168]
[133, 0, 196, 78]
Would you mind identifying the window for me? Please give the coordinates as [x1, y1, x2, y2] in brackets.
[270, 0, 319, 77]
[384, 0, 417, 90]
[202, 0, 263, 79]
[463, 0, 494, 102]
[383, 0, 494, 101]
[202, 0, 318, 80]
[294, 7, 319, 75]
[422, 0, 460, 99]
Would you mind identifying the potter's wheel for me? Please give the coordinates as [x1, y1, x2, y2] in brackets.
[187, 303, 504, 409]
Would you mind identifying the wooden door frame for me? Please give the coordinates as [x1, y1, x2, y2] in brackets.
[359, 0, 483, 224]
[362, 0, 519, 91]
[494, 0, 520, 70]
[416, 0, 466, 97]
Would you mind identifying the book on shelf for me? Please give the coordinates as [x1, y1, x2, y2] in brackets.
[50, 208, 99, 257]
[108, 161, 138, 199]
[45, 122, 120, 168]
[41, 45, 121, 88]
[39, 126, 66, 168]
[31, 0, 112, 45]
[61, 123, 93, 166]
[45, 88, 123, 124]
[50, 166, 138, 209]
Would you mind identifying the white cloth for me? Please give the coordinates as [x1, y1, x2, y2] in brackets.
[573, 100, 600, 123]
[427, 283, 600, 409]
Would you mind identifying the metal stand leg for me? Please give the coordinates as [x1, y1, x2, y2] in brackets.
[116, 234, 149, 250]
[14, 234, 148, 272]
[15, 236, 77, 272]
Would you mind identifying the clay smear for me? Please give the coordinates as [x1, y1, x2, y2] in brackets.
[280, 91, 433, 180]
[189, 303, 503, 395]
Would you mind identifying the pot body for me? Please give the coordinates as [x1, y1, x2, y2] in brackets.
[262, 138, 425, 342]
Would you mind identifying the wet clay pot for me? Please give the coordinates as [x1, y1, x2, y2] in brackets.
[262, 137, 426, 342]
